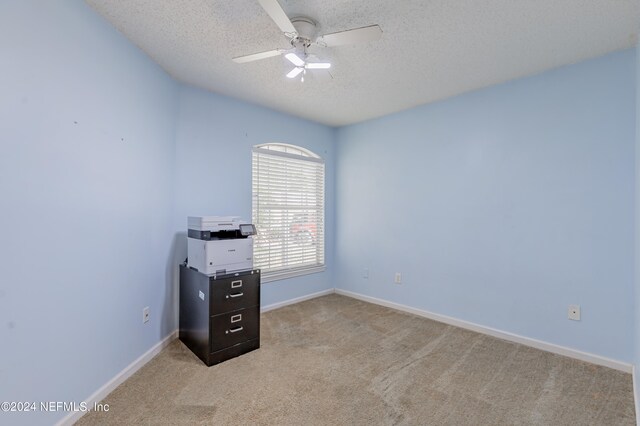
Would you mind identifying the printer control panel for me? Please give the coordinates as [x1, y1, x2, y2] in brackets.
[239, 224, 256, 237]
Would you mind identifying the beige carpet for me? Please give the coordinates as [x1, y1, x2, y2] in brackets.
[77, 294, 635, 425]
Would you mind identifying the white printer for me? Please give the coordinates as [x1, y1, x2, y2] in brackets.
[187, 216, 257, 275]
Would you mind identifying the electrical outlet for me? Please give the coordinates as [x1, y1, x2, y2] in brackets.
[143, 306, 150, 324]
[568, 305, 580, 321]
[363, 268, 369, 279]
[394, 272, 402, 284]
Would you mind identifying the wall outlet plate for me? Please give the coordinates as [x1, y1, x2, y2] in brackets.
[143, 306, 150, 324]
[568, 305, 580, 321]
[363, 268, 369, 279]
[394, 272, 402, 284]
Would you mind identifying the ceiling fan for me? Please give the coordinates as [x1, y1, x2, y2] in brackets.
[233, 0, 382, 82]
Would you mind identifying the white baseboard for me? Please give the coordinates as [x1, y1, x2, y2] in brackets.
[261, 288, 334, 313]
[56, 330, 178, 426]
[633, 366, 639, 426]
[335, 288, 632, 373]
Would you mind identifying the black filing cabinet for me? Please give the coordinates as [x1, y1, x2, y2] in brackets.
[179, 265, 260, 366]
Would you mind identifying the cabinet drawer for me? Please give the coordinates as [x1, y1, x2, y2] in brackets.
[210, 273, 259, 313]
[210, 308, 259, 352]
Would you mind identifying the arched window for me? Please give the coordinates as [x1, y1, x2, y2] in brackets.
[252, 143, 325, 281]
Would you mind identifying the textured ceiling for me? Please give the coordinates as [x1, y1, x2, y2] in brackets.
[86, 0, 639, 127]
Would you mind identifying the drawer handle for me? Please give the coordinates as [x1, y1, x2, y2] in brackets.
[226, 292, 244, 299]
[226, 326, 244, 334]
[231, 280, 242, 288]
[231, 314, 242, 323]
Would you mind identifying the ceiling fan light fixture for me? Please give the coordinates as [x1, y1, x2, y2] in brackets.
[305, 62, 331, 69]
[285, 52, 305, 67]
[286, 67, 303, 78]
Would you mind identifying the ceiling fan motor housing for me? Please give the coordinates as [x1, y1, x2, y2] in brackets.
[290, 17, 317, 48]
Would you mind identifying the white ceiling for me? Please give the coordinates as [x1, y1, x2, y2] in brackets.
[86, 0, 639, 127]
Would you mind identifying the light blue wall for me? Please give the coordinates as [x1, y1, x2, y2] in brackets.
[0, 2, 178, 425]
[336, 49, 636, 363]
[172, 85, 336, 310]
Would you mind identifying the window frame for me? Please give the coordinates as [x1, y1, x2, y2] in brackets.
[251, 143, 326, 283]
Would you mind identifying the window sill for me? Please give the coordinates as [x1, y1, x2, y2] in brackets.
[261, 266, 326, 283]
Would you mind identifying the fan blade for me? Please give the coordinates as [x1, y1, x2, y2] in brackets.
[284, 52, 305, 67]
[233, 49, 283, 63]
[306, 62, 331, 69]
[317, 24, 382, 47]
[286, 67, 303, 78]
[257, 0, 296, 35]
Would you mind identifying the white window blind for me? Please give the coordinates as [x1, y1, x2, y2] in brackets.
[252, 144, 325, 281]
